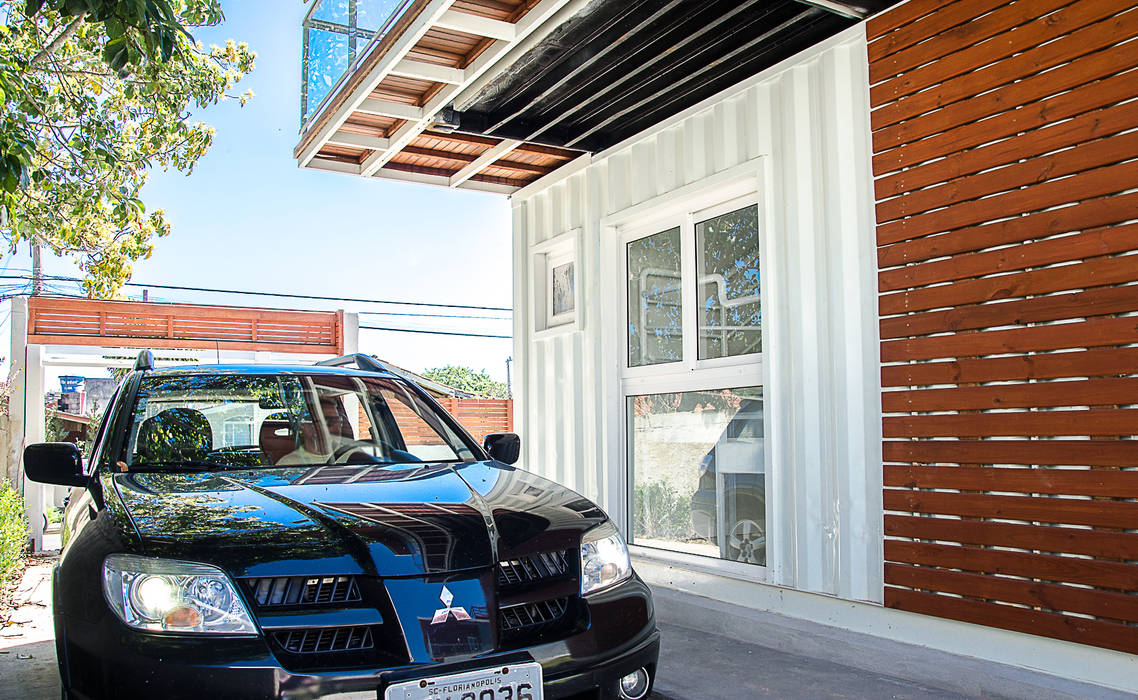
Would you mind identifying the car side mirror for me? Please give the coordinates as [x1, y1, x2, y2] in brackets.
[483, 433, 520, 465]
[24, 443, 87, 487]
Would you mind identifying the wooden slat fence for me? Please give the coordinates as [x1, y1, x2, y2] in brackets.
[361, 398, 513, 446]
[868, 0, 1138, 654]
[27, 296, 344, 354]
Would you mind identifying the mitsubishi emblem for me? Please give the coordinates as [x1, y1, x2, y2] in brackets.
[431, 585, 471, 624]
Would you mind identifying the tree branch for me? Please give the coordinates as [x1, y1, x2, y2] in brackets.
[30, 12, 88, 68]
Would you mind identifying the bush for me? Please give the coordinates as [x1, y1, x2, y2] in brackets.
[0, 480, 28, 590]
[633, 480, 694, 541]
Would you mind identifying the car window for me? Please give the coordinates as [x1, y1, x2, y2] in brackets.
[123, 373, 476, 470]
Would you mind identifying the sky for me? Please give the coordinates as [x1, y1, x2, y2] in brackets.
[1, 1, 515, 389]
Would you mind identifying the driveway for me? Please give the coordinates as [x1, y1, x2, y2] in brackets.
[2, 558, 962, 699]
[1, 557, 59, 700]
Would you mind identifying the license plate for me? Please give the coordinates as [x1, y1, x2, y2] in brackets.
[384, 662, 543, 700]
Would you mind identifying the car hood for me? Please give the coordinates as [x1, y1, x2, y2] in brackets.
[111, 461, 607, 578]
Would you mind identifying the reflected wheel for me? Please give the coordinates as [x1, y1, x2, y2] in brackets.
[727, 517, 766, 564]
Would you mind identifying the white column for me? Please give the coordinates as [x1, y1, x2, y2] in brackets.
[342, 312, 360, 355]
[23, 343, 46, 551]
[6, 297, 27, 488]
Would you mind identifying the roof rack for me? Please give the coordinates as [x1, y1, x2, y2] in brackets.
[316, 353, 388, 373]
[134, 350, 155, 371]
[315, 353, 467, 399]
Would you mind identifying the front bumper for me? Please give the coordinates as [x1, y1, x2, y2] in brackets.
[60, 577, 658, 700]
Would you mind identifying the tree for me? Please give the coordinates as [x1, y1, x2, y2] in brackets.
[0, 0, 255, 296]
[421, 366, 509, 399]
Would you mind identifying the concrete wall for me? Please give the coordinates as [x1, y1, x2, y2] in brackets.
[510, 25, 882, 602]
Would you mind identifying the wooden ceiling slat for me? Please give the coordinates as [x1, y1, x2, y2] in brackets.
[383, 160, 461, 178]
[421, 130, 502, 147]
[402, 145, 480, 163]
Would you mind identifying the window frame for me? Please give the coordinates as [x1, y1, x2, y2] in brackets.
[532, 228, 582, 336]
[621, 192, 761, 380]
[613, 176, 770, 580]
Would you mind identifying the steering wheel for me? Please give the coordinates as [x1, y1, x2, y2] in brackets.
[330, 439, 391, 464]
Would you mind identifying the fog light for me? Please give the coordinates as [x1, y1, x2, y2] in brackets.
[618, 668, 650, 700]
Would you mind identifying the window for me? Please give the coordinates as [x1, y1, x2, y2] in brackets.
[124, 373, 477, 469]
[621, 193, 766, 569]
[532, 230, 579, 333]
[697, 204, 761, 360]
[628, 387, 765, 565]
[627, 227, 682, 367]
[625, 198, 760, 371]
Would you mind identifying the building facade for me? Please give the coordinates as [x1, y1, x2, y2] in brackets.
[297, 0, 1138, 692]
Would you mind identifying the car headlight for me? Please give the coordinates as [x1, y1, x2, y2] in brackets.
[102, 554, 257, 635]
[580, 521, 632, 596]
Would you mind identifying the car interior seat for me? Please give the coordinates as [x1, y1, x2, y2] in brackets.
[259, 420, 297, 463]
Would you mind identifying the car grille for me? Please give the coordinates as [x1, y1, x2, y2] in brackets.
[273, 626, 374, 654]
[496, 549, 581, 650]
[240, 574, 407, 672]
[245, 575, 361, 607]
[497, 550, 572, 587]
[500, 598, 570, 632]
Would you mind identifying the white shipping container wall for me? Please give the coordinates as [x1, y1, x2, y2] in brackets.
[510, 26, 883, 604]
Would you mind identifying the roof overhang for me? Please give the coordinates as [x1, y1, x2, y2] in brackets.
[296, 0, 901, 194]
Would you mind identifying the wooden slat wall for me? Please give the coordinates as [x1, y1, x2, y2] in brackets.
[27, 296, 344, 354]
[360, 398, 513, 445]
[867, 0, 1138, 654]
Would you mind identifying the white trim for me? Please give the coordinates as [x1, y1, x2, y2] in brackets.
[631, 545, 770, 584]
[511, 23, 867, 203]
[390, 58, 464, 85]
[357, 98, 424, 121]
[600, 158, 763, 228]
[308, 158, 363, 176]
[370, 166, 516, 195]
[511, 153, 592, 200]
[450, 139, 522, 187]
[435, 9, 517, 41]
[327, 131, 390, 150]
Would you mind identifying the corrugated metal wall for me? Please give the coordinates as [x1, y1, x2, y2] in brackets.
[511, 26, 884, 602]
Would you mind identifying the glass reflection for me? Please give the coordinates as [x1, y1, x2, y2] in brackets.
[125, 373, 475, 470]
[628, 387, 765, 566]
[301, 0, 410, 124]
[697, 204, 761, 360]
[627, 227, 683, 367]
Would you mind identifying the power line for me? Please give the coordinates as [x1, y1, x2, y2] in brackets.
[360, 325, 511, 339]
[359, 310, 510, 321]
[0, 274, 512, 312]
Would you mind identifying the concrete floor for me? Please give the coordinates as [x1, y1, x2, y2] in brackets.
[0, 559, 60, 700]
[2, 560, 973, 700]
[651, 621, 964, 700]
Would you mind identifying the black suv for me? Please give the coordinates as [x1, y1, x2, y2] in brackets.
[26, 353, 658, 700]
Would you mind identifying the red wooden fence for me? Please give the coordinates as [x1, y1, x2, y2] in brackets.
[868, 0, 1138, 654]
[27, 296, 344, 354]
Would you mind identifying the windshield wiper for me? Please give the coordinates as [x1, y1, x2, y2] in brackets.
[126, 460, 235, 473]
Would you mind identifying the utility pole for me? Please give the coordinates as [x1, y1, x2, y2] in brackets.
[31, 243, 43, 295]
[505, 357, 512, 399]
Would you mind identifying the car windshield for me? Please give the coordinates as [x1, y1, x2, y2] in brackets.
[123, 373, 478, 470]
